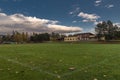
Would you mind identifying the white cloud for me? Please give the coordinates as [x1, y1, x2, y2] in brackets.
[82, 19, 96, 23]
[0, 13, 6, 16]
[95, 0, 102, 6]
[47, 24, 82, 32]
[69, 7, 80, 16]
[78, 12, 100, 20]
[72, 21, 77, 23]
[114, 23, 120, 27]
[82, 20, 89, 22]
[95, 0, 102, 4]
[78, 12, 100, 23]
[105, 4, 114, 8]
[69, 12, 73, 15]
[0, 13, 82, 34]
[95, 0, 115, 9]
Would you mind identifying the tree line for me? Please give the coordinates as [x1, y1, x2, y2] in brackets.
[0, 31, 65, 44]
[95, 20, 120, 41]
[1, 31, 29, 43]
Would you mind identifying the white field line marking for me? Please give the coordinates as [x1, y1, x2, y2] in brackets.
[61, 55, 120, 77]
[0, 56, 59, 77]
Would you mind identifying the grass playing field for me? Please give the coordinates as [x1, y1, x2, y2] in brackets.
[0, 43, 119, 80]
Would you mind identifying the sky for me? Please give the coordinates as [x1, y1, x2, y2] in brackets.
[0, 0, 120, 34]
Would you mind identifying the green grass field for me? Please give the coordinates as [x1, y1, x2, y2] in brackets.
[0, 43, 119, 80]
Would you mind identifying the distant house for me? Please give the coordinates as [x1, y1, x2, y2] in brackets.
[64, 36, 79, 42]
[99, 36, 105, 41]
[64, 33, 96, 42]
[76, 33, 96, 41]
